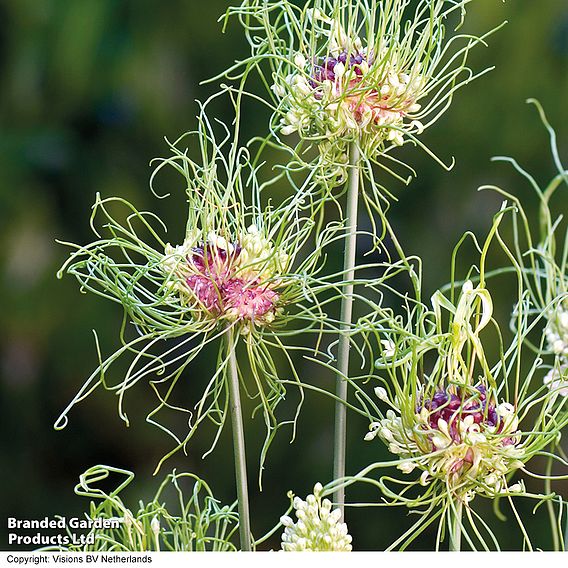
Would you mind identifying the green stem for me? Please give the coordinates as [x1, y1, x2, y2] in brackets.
[333, 142, 360, 516]
[449, 500, 463, 551]
[226, 326, 252, 551]
[545, 451, 560, 551]
[564, 505, 568, 552]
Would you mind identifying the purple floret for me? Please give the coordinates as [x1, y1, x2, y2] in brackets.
[419, 385, 500, 441]
[309, 49, 369, 88]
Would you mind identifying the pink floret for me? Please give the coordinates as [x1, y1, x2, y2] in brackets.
[185, 274, 222, 314]
[181, 242, 279, 322]
[224, 279, 279, 320]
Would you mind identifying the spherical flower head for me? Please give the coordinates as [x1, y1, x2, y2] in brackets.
[544, 301, 568, 357]
[162, 225, 286, 327]
[544, 364, 568, 397]
[280, 483, 353, 551]
[365, 385, 525, 498]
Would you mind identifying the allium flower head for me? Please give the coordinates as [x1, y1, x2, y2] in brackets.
[342, 258, 568, 549]
[56, 110, 356, 474]
[280, 16, 425, 150]
[225, 0, 497, 182]
[360, 278, 568, 505]
[280, 483, 352, 551]
[493, 101, 568, 380]
[543, 363, 568, 397]
[366, 385, 524, 498]
[163, 224, 287, 328]
[544, 301, 568, 357]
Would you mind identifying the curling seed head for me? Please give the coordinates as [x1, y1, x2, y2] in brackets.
[280, 483, 353, 551]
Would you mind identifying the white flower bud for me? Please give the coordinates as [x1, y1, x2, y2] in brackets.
[388, 130, 404, 146]
[151, 516, 160, 537]
[374, 387, 389, 402]
[281, 124, 297, 136]
[358, 60, 369, 75]
[485, 473, 497, 487]
[271, 83, 286, 98]
[333, 62, 346, 77]
[330, 509, 342, 522]
[293, 75, 312, 96]
[398, 460, 416, 474]
[387, 72, 400, 88]
[431, 434, 448, 450]
[294, 53, 306, 68]
[207, 232, 233, 253]
[497, 402, 514, 416]
[388, 442, 403, 454]
[379, 427, 394, 443]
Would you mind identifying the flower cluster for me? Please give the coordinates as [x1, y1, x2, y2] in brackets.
[280, 483, 352, 551]
[545, 301, 568, 358]
[542, 300, 568, 398]
[543, 364, 568, 397]
[227, 0, 493, 187]
[365, 386, 525, 499]
[278, 19, 425, 149]
[163, 225, 288, 327]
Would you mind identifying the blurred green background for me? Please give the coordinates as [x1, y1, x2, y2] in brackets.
[1, 0, 567, 551]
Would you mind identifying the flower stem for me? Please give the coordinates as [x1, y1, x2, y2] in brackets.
[449, 500, 463, 551]
[564, 506, 568, 552]
[226, 326, 252, 551]
[333, 142, 360, 516]
[545, 452, 560, 550]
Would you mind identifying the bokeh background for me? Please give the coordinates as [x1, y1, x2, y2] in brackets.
[1, 0, 568, 551]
